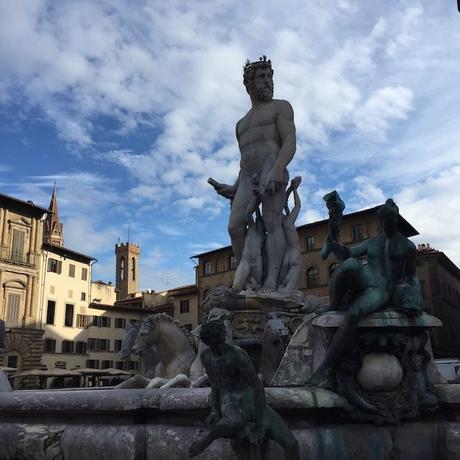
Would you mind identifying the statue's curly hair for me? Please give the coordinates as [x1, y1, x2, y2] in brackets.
[243, 56, 273, 91]
[200, 319, 226, 345]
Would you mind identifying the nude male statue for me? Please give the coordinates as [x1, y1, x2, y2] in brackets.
[189, 320, 300, 459]
[308, 198, 423, 386]
[209, 56, 296, 292]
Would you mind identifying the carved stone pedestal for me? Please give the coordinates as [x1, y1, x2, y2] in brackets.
[204, 287, 304, 376]
[312, 310, 443, 423]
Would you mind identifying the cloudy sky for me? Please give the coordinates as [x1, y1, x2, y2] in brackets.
[1, 0, 459, 290]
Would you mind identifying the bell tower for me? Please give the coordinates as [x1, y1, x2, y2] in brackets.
[115, 242, 140, 301]
[43, 185, 64, 246]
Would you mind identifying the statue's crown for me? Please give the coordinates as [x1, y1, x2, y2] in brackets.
[243, 55, 272, 73]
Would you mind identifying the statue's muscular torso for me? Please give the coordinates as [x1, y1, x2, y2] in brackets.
[236, 99, 290, 176]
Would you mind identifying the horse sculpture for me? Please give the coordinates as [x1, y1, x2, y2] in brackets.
[132, 313, 197, 385]
[119, 320, 159, 378]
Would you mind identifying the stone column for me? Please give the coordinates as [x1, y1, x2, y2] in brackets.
[34, 219, 41, 253]
[30, 219, 36, 255]
[0, 271, 3, 320]
[23, 275, 31, 326]
[29, 276, 36, 319]
[1, 210, 8, 247]
[0, 209, 4, 250]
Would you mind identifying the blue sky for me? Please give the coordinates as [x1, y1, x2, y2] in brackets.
[1, 0, 459, 291]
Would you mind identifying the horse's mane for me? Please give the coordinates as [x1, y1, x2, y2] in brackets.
[145, 313, 197, 351]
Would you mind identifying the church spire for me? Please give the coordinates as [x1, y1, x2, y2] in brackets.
[44, 184, 64, 246]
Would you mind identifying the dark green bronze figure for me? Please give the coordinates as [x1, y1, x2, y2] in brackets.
[309, 195, 423, 386]
[189, 320, 299, 460]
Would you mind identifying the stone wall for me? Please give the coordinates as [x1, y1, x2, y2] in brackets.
[0, 385, 459, 459]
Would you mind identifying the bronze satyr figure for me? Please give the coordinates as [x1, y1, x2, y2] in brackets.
[189, 320, 299, 460]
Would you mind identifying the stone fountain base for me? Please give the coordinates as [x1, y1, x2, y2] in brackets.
[0, 385, 460, 459]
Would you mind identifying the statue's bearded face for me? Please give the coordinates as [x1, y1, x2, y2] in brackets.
[249, 66, 273, 102]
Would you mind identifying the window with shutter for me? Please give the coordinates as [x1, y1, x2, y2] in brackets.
[6, 293, 21, 327]
[11, 229, 25, 262]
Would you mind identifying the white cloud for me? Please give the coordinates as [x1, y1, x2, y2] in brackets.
[353, 86, 413, 141]
[396, 166, 460, 266]
[1, 1, 460, 283]
[348, 176, 386, 211]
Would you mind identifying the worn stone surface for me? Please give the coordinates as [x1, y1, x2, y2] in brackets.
[146, 425, 235, 460]
[265, 387, 349, 410]
[0, 388, 144, 412]
[390, 423, 441, 460]
[442, 422, 460, 460]
[61, 425, 144, 460]
[0, 424, 17, 459]
[292, 426, 393, 460]
[436, 383, 460, 404]
[4, 385, 457, 415]
[0, 424, 144, 460]
[357, 353, 404, 392]
[0, 370, 12, 392]
[158, 387, 210, 411]
[0, 393, 459, 459]
[145, 424, 394, 460]
[313, 310, 443, 328]
[270, 313, 317, 386]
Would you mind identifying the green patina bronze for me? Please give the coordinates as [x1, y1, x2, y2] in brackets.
[309, 194, 423, 387]
[189, 320, 299, 460]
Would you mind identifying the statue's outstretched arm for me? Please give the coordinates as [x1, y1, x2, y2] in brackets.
[208, 172, 240, 201]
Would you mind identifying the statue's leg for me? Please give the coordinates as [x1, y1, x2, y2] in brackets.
[278, 256, 300, 294]
[261, 186, 286, 291]
[228, 174, 253, 263]
[189, 403, 246, 457]
[233, 258, 251, 291]
[329, 258, 366, 310]
[115, 375, 150, 389]
[309, 262, 389, 386]
[265, 406, 300, 460]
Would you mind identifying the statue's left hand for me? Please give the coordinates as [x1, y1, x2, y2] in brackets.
[263, 167, 283, 195]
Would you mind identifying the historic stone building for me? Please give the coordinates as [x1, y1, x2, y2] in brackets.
[0, 192, 48, 372]
[416, 244, 460, 358]
[143, 284, 200, 330]
[39, 191, 143, 373]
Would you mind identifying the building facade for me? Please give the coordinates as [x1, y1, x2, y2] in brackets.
[0, 193, 48, 372]
[416, 245, 460, 358]
[143, 284, 199, 330]
[40, 200, 143, 372]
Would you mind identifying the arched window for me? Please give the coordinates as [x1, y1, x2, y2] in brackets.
[306, 267, 319, 289]
[329, 263, 338, 279]
[131, 257, 136, 281]
[120, 257, 125, 281]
